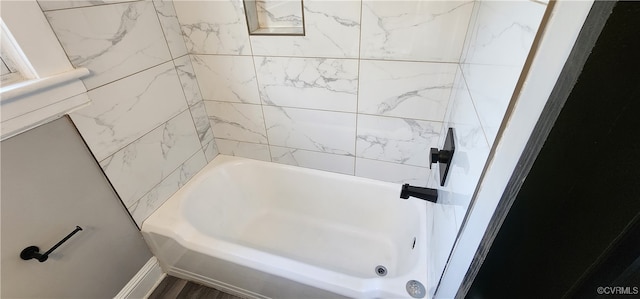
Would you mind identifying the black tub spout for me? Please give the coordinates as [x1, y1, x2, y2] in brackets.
[400, 184, 438, 203]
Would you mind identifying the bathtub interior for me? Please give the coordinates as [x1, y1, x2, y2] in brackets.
[144, 155, 430, 298]
[182, 158, 423, 279]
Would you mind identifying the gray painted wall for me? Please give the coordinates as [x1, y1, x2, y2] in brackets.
[1, 117, 152, 298]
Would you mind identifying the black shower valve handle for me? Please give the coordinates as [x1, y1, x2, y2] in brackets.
[430, 148, 438, 169]
[430, 148, 451, 169]
[431, 128, 456, 186]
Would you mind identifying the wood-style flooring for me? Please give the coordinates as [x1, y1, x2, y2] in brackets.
[148, 276, 243, 299]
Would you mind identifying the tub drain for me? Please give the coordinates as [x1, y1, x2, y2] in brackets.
[375, 265, 387, 277]
[406, 280, 426, 298]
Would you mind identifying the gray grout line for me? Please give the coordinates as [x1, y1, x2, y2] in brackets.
[98, 106, 191, 164]
[246, 28, 274, 162]
[189, 58, 210, 110]
[457, 0, 477, 64]
[174, 53, 189, 60]
[152, 0, 178, 60]
[354, 0, 364, 177]
[212, 137, 432, 171]
[459, 65, 492, 147]
[191, 52, 464, 65]
[127, 146, 203, 210]
[189, 57, 222, 155]
[212, 137, 268, 148]
[186, 54, 219, 150]
[85, 59, 174, 91]
[150, 0, 205, 151]
[203, 99, 448, 124]
[356, 156, 432, 170]
[171, 58, 206, 149]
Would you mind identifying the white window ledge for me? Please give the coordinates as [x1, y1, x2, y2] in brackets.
[1, 68, 91, 140]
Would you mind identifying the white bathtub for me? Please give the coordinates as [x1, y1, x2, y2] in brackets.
[142, 155, 430, 299]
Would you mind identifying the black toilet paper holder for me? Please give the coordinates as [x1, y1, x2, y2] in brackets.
[20, 226, 83, 262]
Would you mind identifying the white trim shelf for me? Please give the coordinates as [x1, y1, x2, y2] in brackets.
[1, 68, 91, 141]
[1, 67, 89, 102]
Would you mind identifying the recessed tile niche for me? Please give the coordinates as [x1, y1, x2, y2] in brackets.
[243, 0, 305, 36]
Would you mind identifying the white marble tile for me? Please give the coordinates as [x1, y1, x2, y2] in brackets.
[173, 0, 250, 55]
[358, 60, 457, 121]
[432, 67, 490, 205]
[37, 0, 134, 11]
[428, 202, 465, 297]
[426, 69, 489, 283]
[255, 56, 358, 112]
[191, 55, 260, 104]
[101, 110, 201, 207]
[461, 0, 546, 66]
[189, 101, 214, 146]
[71, 62, 188, 161]
[215, 139, 271, 162]
[445, 66, 490, 150]
[45, 1, 172, 89]
[461, 63, 521, 145]
[256, 0, 303, 28]
[174, 55, 203, 107]
[355, 158, 431, 186]
[270, 146, 355, 175]
[457, 0, 481, 65]
[425, 67, 488, 298]
[263, 106, 356, 155]
[205, 102, 268, 144]
[129, 149, 207, 225]
[360, 0, 473, 62]
[203, 140, 219, 162]
[153, 0, 189, 59]
[356, 114, 441, 168]
[250, 0, 361, 58]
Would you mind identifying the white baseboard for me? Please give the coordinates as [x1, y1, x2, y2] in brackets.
[114, 257, 165, 299]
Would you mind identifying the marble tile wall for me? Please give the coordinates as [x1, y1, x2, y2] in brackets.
[428, 0, 548, 294]
[459, 0, 548, 145]
[360, 0, 473, 62]
[433, 0, 548, 234]
[40, 0, 218, 225]
[173, 0, 476, 186]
